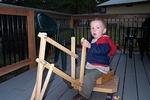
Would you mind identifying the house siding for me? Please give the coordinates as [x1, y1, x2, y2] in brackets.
[106, 3, 150, 14]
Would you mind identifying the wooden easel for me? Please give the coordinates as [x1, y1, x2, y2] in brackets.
[31, 32, 119, 100]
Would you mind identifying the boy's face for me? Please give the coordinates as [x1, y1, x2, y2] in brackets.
[90, 20, 106, 39]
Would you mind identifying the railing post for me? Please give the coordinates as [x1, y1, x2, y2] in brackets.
[69, 16, 74, 28]
[27, 10, 36, 68]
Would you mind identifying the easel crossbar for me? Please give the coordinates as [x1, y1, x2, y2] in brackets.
[36, 58, 80, 86]
[43, 36, 78, 58]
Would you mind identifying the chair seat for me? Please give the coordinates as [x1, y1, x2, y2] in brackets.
[93, 76, 119, 93]
[96, 70, 114, 85]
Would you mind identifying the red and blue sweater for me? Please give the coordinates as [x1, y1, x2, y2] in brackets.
[87, 35, 116, 66]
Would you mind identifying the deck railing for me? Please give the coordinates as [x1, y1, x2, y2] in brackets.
[71, 14, 149, 48]
[0, 5, 36, 78]
[0, 4, 149, 82]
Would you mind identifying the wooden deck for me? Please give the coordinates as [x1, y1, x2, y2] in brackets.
[0, 50, 150, 100]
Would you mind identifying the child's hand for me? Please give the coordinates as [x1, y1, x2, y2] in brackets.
[81, 39, 91, 48]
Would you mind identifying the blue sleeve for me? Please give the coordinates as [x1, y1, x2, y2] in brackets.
[88, 43, 110, 55]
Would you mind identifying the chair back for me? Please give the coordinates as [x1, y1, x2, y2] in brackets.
[35, 13, 58, 37]
[59, 28, 74, 45]
[126, 27, 137, 38]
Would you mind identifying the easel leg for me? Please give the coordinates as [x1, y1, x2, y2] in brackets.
[35, 33, 47, 100]
[39, 68, 53, 100]
[30, 83, 36, 100]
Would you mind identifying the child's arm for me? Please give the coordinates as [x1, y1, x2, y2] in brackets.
[89, 43, 110, 55]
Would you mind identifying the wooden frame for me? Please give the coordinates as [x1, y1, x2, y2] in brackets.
[31, 32, 119, 100]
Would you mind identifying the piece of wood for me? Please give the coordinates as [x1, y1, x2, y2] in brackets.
[39, 64, 54, 100]
[93, 76, 119, 93]
[35, 33, 47, 100]
[0, 59, 31, 76]
[71, 37, 76, 79]
[79, 40, 87, 91]
[71, 37, 76, 86]
[27, 10, 36, 69]
[42, 60, 80, 86]
[73, 79, 82, 90]
[30, 83, 36, 100]
[46, 36, 78, 58]
[96, 70, 114, 85]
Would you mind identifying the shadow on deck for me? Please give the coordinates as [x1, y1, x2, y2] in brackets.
[0, 51, 150, 100]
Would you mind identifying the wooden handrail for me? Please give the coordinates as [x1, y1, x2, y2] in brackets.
[0, 59, 32, 76]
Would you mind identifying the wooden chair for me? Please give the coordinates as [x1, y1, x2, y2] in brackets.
[30, 33, 119, 100]
[94, 70, 118, 93]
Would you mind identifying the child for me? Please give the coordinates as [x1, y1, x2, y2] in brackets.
[73, 17, 117, 100]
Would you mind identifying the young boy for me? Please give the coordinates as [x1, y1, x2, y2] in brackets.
[73, 17, 116, 100]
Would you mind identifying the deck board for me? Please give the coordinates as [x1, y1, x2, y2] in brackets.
[123, 55, 138, 100]
[134, 54, 150, 100]
[59, 89, 77, 100]
[0, 51, 150, 100]
[114, 53, 127, 98]
[90, 92, 106, 100]
[0, 69, 36, 100]
[110, 51, 121, 71]
[143, 56, 150, 86]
